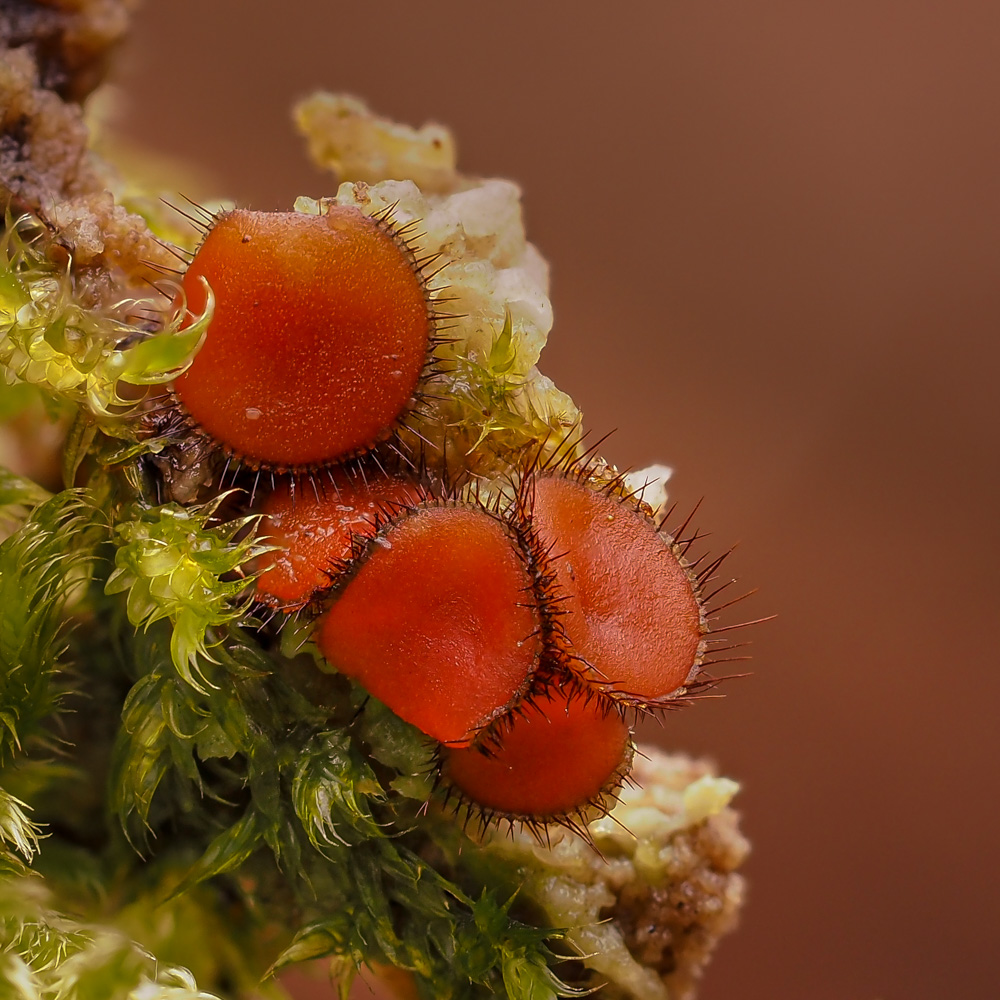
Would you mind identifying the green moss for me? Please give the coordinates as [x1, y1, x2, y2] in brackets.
[105, 496, 267, 690]
[0, 214, 211, 419]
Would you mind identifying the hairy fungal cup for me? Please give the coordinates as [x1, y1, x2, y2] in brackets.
[0, 23, 751, 1000]
[438, 686, 634, 837]
[318, 499, 543, 746]
[255, 472, 423, 610]
[519, 465, 709, 709]
[169, 203, 447, 474]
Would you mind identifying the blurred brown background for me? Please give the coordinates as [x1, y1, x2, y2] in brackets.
[113, 2, 999, 998]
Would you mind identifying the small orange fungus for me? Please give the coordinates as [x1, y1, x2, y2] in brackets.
[317, 504, 541, 746]
[440, 688, 632, 828]
[172, 206, 433, 469]
[525, 473, 707, 707]
[256, 474, 423, 609]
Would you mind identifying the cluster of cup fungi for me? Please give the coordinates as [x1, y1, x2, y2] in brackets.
[146, 201, 753, 842]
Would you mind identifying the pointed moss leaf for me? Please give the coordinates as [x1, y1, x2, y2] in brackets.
[0, 257, 30, 323]
[53, 936, 148, 1000]
[248, 741, 283, 856]
[110, 623, 273, 844]
[142, 966, 227, 1000]
[0, 789, 43, 864]
[0, 468, 51, 513]
[266, 843, 576, 999]
[0, 875, 224, 1000]
[268, 922, 354, 975]
[0, 951, 40, 1000]
[60, 411, 98, 490]
[280, 844, 446, 978]
[277, 610, 320, 662]
[292, 730, 385, 850]
[0, 855, 31, 880]
[111, 671, 183, 843]
[443, 893, 587, 1000]
[438, 312, 579, 461]
[107, 499, 266, 691]
[0, 216, 214, 418]
[0, 491, 102, 764]
[358, 697, 432, 779]
[170, 809, 263, 900]
[501, 954, 575, 1000]
[379, 844, 468, 918]
[111, 294, 211, 385]
[339, 858, 411, 972]
[444, 896, 510, 986]
[487, 310, 517, 376]
[159, 680, 210, 743]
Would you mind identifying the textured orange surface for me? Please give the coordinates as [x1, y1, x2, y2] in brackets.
[318, 506, 540, 745]
[530, 475, 704, 703]
[173, 207, 429, 467]
[256, 475, 423, 608]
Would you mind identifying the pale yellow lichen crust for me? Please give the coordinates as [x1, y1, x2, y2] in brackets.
[477, 750, 748, 1000]
[295, 93, 459, 194]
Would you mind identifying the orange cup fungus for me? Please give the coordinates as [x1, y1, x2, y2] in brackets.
[256, 474, 423, 610]
[521, 470, 708, 709]
[250, 461, 726, 835]
[439, 687, 633, 833]
[317, 503, 543, 747]
[157, 196, 750, 841]
[171, 205, 438, 471]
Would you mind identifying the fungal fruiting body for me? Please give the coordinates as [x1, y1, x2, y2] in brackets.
[520, 470, 707, 708]
[317, 502, 542, 746]
[439, 687, 633, 832]
[255, 474, 423, 609]
[161, 200, 731, 839]
[171, 205, 437, 471]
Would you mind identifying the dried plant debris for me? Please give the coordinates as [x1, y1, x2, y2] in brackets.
[296, 93, 459, 194]
[0, 0, 172, 284]
[0, 28, 752, 999]
[0, 0, 135, 101]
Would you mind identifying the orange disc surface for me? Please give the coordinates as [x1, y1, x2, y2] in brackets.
[528, 474, 705, 704]
[173, 207, 430, 467]
[256, 474, 423, 609]
[441, 688, 631, 820]
[318, 505, 541, 746]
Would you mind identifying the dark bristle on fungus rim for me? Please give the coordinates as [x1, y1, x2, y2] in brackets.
[167, 203, 446, 476]
[317, 501, 544, 748]
[437, 685, 634, 840]
[518, 465, 712, 711]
